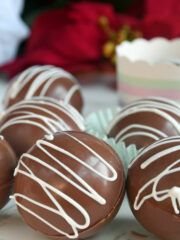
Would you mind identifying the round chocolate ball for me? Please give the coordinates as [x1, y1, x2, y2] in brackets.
[13, 131, 125, 239]
[107, 97, 180, 149]
[4, 65, 83, 112]
[0, 98, 85, 157]
[127, 136, 180, 240]
[0, 135, 16, 209]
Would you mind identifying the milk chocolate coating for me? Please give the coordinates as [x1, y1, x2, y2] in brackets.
[107, 97, 180, 149]
[0, 98, 85, 157]
[0, 136, 16, 209]
[127, 136, 180, 240]
[14, 131, 125, 239]
[4, 65, 83, 112]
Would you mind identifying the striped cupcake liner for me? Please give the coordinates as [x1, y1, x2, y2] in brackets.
[117, 72, 180, 104]
[116, 38, 180, 105]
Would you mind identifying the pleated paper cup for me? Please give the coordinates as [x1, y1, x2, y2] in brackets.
[85, 108, 139, 172]
[85, 107, 121, 135]
[116, 38, 180, 105]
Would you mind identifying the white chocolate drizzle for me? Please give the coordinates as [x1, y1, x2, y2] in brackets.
[126, 97, 180, 110]
[0, 135, 4, 140]
[132, 137, 180, 214]
[108, 99, 180, 144]
[0, 98, 85, 135]
[12, 132, 117, 239]
[6, 65, 80, 106]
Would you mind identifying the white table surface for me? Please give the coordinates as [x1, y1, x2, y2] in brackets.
[0, 80, 156, 240]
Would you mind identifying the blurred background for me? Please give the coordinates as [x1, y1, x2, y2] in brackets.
[0, 0, 180, 109]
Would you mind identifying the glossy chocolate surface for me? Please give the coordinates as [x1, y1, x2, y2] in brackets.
[4, 65, 83, 112]
[0, 136, 16, 209]
[0, 98, 85, 157]
[107, 97, 180, 149]
[14, 131, 125, 239]
[127, 136, 180, 240]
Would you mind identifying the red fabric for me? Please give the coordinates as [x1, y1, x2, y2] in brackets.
[144, 0, 180, 19]
[141, 0, 180, 38]
[0, 1, 180, 78]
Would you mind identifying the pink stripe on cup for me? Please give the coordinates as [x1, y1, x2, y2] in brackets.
[118, 82, 180, 99]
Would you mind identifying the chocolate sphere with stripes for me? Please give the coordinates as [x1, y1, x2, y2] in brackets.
[107, 97, 180, 149]
[13, 131, 125, 239]
[0, 135, 16, 209]
[0, 98, 85, 157]
[127, 136, 180, 240]
[4, 65, 83, 112]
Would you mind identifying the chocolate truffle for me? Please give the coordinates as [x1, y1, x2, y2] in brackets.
[127, 136, 180, 240]
[13, 131, 125, 239]
[4, 65, 83, 112]
[0, 98, 85, 157]
[0, 135, 16, 209]
[107, 97, 180, 149]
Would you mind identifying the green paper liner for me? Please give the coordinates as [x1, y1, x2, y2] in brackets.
[85, 109, 139, 173]
[85, 107, 121, 135]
